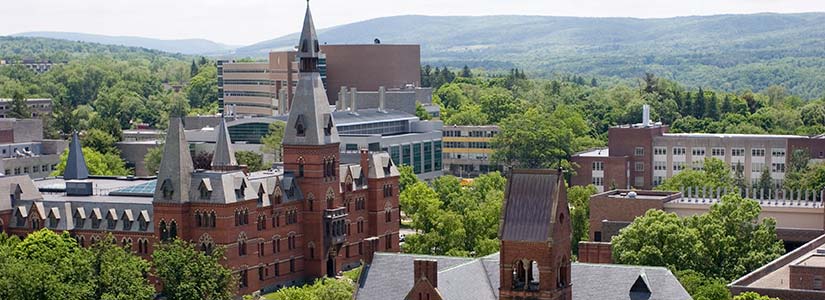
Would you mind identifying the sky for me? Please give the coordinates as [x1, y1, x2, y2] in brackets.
[1, 0, 824, 46]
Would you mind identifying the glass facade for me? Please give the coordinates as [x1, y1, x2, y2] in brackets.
[434, 141, 442, 171]
[424, 142, 433, 173]
[337, 120, 408, 136]
[228, 123, 271, 144]
[390, 146, 401, 166]
[412, 143, 422, 174]
[402, 144, 411, 166]
[345, 144, 359, 151]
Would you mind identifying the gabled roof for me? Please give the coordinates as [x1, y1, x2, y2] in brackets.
[368, 152, 399, 179]
[499, 169, 562, 242]
[356, 252, 691, 300]
[211, 118, 238, 169]
[63, 132, 89, 180]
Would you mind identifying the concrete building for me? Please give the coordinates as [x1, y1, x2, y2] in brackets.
[572, 105, 825, 192]
[730, 234, 825, 299]
[0, 5, 402, 296]
[0, 119, 66, 179]
[355, 169, 691, 300]
[322, 44, 421, 105]
[0, 98, 52, 118]
[442, 125, 502, 177]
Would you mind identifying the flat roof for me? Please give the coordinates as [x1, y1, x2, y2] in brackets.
[35, 177, 155, 193]
[575, 148, 609, 157]
[796, 254, 825, 268]
[731, 234, 825, 291]
[662, 133, 807, 139]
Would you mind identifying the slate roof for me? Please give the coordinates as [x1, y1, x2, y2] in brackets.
[154, 117, 194, 203]
[211, 118, 238, 168]
[355, 252, 691, 300]
[499, 169, 560, 242]
[64, 132, 89, 180]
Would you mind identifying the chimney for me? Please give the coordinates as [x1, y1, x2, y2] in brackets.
[338, 86, 348, 111]
[350, 87, 358, 114]
[278, 88, 288, 115]
[413, 259, 438, 288]
[378, 86, 386, 112]
[360, 149, 370, 174]
[642, 104, 650, 127]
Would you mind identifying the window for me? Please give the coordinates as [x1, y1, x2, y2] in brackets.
[732, 148, 745, 157]
[816, 276, 823, 291]
[673, 147, 686, 155]
[592, 161, 604, 171]
[772, 163, 786, 173]
[386, 234, 392, 250]
[634, 147, 644, 157]
[653, 176, 664, 186]
[752, 148, 765, 157]
[238, 238, 247, 256]
[239, 270, 248, 288]
[673, 162, 685, 171]
[634, 162, 644, 172]
[711, 148, 725, 156]
[691, 147, 705, 156]
[594, 232, 602, 242]
[634, 176, 644, 187]
[653, 147, 666, 155]
[274, 262, 280, 277]
[653, 161, 666, 171]
[752, 162, 765, 173]
[692, 160, 703, 171]
[591, 176, 604, 186]
[772, 148, 786, 157]
[289, 258, 295, 273]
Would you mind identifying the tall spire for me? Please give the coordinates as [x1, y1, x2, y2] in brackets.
[154, 117, 194, 203]
[211, 117, 238, 170]
[64, 132, 89, 180]
[283, 1, 339, 146]
[297, 1, 320, 72]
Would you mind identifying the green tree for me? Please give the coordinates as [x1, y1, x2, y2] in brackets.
[152, 239, 235, 300]
[260, 121, 285, 162]
[143, 145, 163, 175]
[235, 151, 265, 172]
[569, 185, 598, 256]
[612, 209, 702, 271]
[81, 128, 119, 155]
[460, 65, 472, 78]
[675, 270, 731, 300]
[733, 292, 779, 300]
[264, 277, 355, 300]
[757, 167, 772, 195]
[90, 235, 155, 300]
[190, 60, 198, 77]
[444, 103, 489, 125]
[656, 158, 734, 194]
[493, 106, 600, 170]
[52, 147, 131, 176]
[9, 88, 31, 119]
[415, 102, 431, 121]
[186, 65, 218, 109]
[397, 164, 419, 192]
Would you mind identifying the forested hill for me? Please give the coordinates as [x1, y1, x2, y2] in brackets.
[0, 36, 189, 61]
[238, 13, 825, 99]
[12, 32, 235, 55]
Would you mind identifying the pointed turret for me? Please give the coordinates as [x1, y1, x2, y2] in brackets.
[154, 117, 194, 203]
[283, 1, 340, 146]
[64, 132, 89, 180]
[211, 118, 238, 170]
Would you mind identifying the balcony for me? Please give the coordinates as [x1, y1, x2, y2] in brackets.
[324, 207, 348, 247]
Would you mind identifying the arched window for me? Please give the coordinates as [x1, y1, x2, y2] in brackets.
[326, 188, 335, 209]
[238, 233, 248, 256]
[161, 179, 174, 199]
[159, 220, 169, 241]
[243, 209, 249, 225]
[169, 221, 178, 240]
[298, 157, 305, 177]
[77, 235, 85, 247]
[557, 256, 570, 288]
[307, 193, 315, 212]
[308, 242, 315, 259]
[210, 211, 217, 228]
[195, 211, 202, 227]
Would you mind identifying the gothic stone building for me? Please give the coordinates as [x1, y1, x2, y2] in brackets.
[0, 4, 401, 295]
[355, 169, 691, 300]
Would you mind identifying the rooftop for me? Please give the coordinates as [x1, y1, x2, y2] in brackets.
[731, 234, 825, 293]
[662, 132, 807, 139]
[574, 148, 609, 157]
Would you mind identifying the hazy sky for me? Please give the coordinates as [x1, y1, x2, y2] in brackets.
[1, 0, 824, 45]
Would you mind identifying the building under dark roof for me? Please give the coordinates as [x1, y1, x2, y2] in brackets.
[355, 169, 691, 300]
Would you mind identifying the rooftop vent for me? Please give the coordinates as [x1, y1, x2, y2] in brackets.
[816, 248, 825, 255]
[627, 191, 638, 199]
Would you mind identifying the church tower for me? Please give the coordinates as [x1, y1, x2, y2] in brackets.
[498, 169, 572, 300]
[282, 1, 346, 278]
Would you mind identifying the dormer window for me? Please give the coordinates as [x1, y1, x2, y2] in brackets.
[161, 179, 174, 200]
[295, 115, 306, 137]
[199, 179, 212, 200]
[301, 40, 308, 53]
[107, 209, 118, 230]
[139, 210, 150, 231]
[324, 114, 333, 136]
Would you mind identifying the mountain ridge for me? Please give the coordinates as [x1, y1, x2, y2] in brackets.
[12, 31, 237, 55]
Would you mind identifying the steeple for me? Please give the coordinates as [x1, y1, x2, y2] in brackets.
[283, 1, 339, 146]
[63, 132, 89, 180]
[211, 117, 238, 170]
[297, 1, 320, 71]
[154, 117, 194, 203]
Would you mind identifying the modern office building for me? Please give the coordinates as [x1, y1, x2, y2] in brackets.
[0, 118, 66, 179]
[0, 98, 52, 118]
[217, 52, 327, 116]
[322, 44, 421, 105]
[0, 6, 402, 296]
[572, 105, 825, 191]
[442, 125, 502, 177]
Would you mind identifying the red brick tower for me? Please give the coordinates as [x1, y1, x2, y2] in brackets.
[282, 2, 347, 278]
[499, 169, 572, 300]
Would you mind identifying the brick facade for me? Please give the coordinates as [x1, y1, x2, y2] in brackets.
[577, 242, 613, 264]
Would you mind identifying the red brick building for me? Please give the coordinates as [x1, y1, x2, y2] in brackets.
[0, 4, 400, 296]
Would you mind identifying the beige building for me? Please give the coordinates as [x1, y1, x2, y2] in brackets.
[442, 125, 501, 177]
[0, 98, 52, 118]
